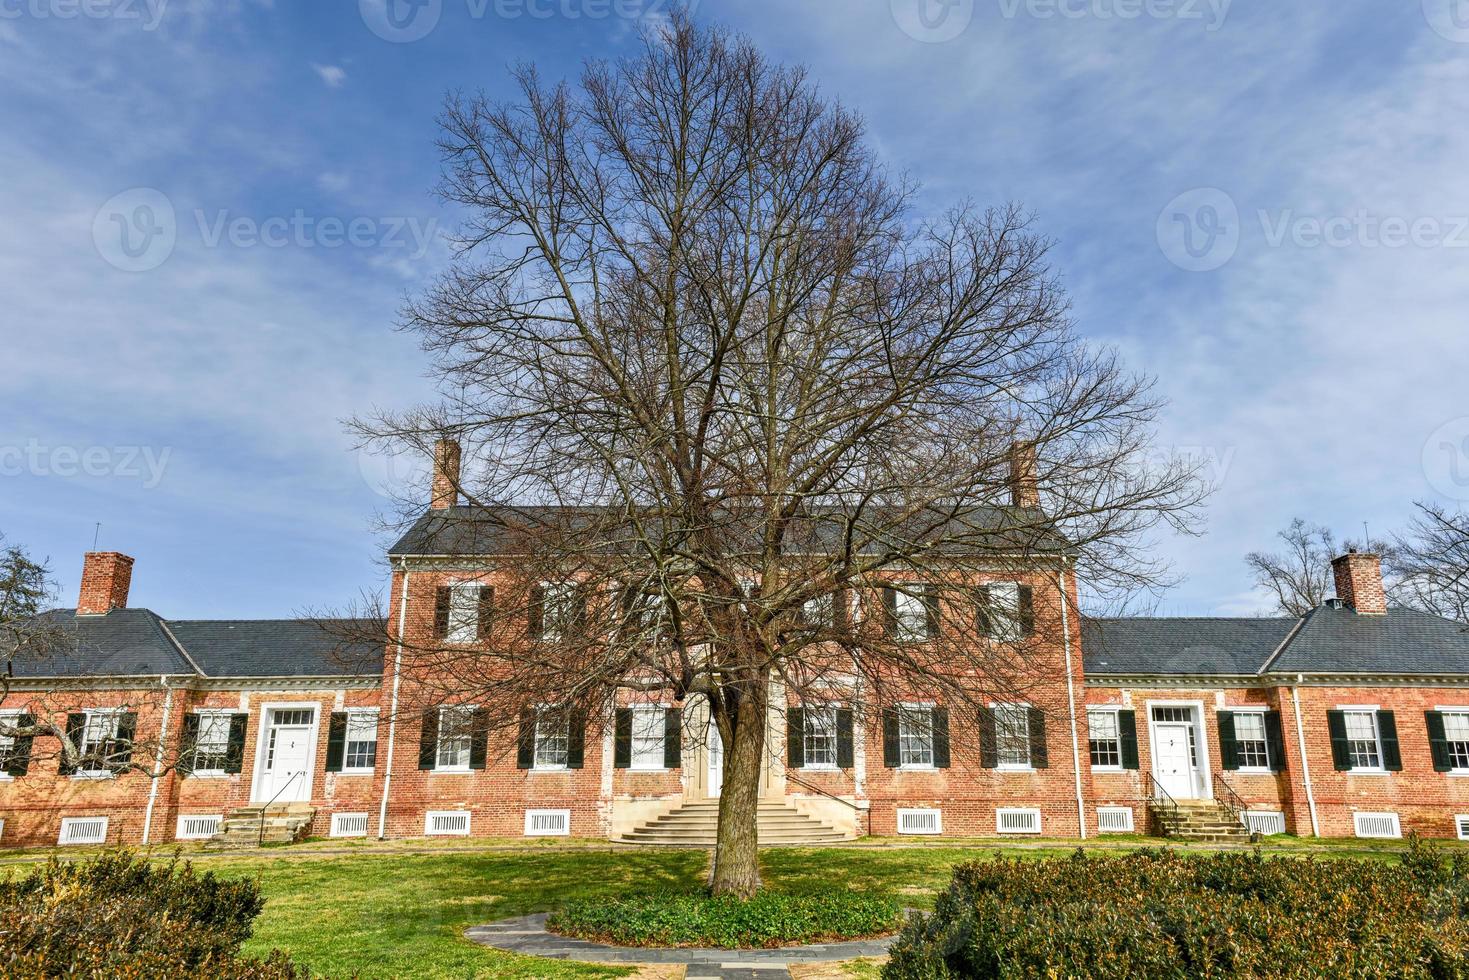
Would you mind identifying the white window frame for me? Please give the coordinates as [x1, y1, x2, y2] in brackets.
[1436, 707, 1469, 774]
[190, 709, 234, 776]
[524, 808, 571, 836]
[992, 702, 1033, 771]
[175, 814, 223, 840]
[533, 706, 570, 771]
[896, 703, 935, 770]
[341, 708, 379, 775]
[435, 705, 475, 773]
[1231, 708, 1272, 774]
[73, 709, 123, 778]
[540, 581, 580, 643]
[893, 587, 930, 643]
[1339, 705, 1385, 774]
[446, 581, 481, 644]
[1087, 707, 1124, 772]
[983, 581, 1024, 642]
[803, 703, 839, 770]
[628, 704, 667, 771]
[0, 709, 19, 781]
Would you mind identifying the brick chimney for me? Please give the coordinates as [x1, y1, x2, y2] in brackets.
[1009, 441, 1040, 509]
[78, 552, 134, 616]
[1331, 550, 1387, 615]
[430, 437, 461, 510]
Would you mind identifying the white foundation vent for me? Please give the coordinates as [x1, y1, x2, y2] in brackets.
[1244, 811, 1287, 836]
[59, 817, 109, 845]
[524, 809, 570, 836]
[896, 808, 942, 835]
[1353, 812, 1401, 839]
[1096, 806, 1134, 833]
[425, 810, 471, 836]
[175, 815, 222, 840]
[331, 813, 370, 838]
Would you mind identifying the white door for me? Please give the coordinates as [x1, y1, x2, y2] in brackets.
[260, 717, 313, 803]
[707, 721, 723, 798]
[1153, 722, 1196, 799]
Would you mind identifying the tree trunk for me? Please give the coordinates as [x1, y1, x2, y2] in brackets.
[708, 684, 768, 898]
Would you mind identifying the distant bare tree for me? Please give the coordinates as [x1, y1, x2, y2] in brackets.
[347, 13, 1207, 896]
[1246, 518, 1396, 617]
[1389, 503, 1469, 623]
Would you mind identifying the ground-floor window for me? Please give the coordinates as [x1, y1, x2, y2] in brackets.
[804, 705, 837, 767]
[629, 705, 665, 770]
[897, 705, 934, 767]
[1088, 709, 1121, 768]
[1343, 710, 1382, 770]
[192, 711, 233, 773]
[1233, 711, 1270, 770]
[534, 708, 570, 769]
[436, 706, 474, 770]
[1444, 712, 1469, 771]
[993, 703, 1031, 768]
[344, 710, 378, 771]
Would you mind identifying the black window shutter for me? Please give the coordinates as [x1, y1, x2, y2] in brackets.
[1017, 584, 1035, 636]
[1326, 710, 1351, 771]
[836, 707, 854, 768]
[433, 585, 451, 638]
[516, 709, 535, 769]
[224, 713, 249, 774]
[1118, 710, 1139, 770]
[566, 709, 585, 769]
[418, 709, 440, 771]
[5, 714, 35, 777]
[932, 707, 950, 768]
[1427, 711, 1452, 773]
[110, 712, 137, 771]
[922, 585, 940, 640]
[881, 587, 898, 636]
[469, 708, 489, 770]
[613, 708, 632, 769]
[178, 713, 201, 776]
[528, 585, 545, 639]
[60, 712, 86, 775]
[975, 587, 995, 638]
[1217, 711, 1239, 771]
[1377, 710, 1402, 771]
[1264, 711, 1287, 772]
[1028, 707, 1048, 769]
[663, 707, 681, 768]
[787, 707, 805, 769]
[977, 706, 998, 768]
[325, 712, 348, 773]
[477, 586, 495, 640]
[881, 708, 899, 767]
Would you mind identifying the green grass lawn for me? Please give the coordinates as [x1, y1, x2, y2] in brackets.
[168, 836, 1459, 978]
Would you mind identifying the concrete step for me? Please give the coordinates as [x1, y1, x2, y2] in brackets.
[616, 800, 852, 846]
[208, 805, 316, 849]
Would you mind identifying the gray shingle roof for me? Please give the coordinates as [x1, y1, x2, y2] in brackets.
[7, 610, 382, 680]
[1082, 617, 1297, 676]
[1266, 605, 1469, 675]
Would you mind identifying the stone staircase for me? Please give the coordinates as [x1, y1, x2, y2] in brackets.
[208, 804, 316, 848]
[617, 800, 852, 846]
[1150, 798, 1253, 842]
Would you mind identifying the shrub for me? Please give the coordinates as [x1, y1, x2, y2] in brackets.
[885, 840, 1469, 979]
[548, 890, 903, 948]
[0, 849, 307, 978]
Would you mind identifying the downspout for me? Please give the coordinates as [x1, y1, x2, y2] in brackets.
[1056, 567, 1087, 840]
[140, 675, 176, 846]
[377, 562, 411, 839]
[1290, 676, 1320, 837]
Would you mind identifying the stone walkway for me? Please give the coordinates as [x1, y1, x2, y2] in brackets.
[465, 913, 896, 978]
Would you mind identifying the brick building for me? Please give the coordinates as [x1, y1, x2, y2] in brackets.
[4, 462, 1469, 848]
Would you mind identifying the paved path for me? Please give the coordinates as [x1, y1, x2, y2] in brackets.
[465, 913, 896, 978]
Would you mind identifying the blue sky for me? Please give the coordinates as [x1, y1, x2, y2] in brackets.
[3, 0, 1468, 618]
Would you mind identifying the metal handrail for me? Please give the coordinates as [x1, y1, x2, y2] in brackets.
[1144, 772, 1182, 836]
[1212, 772, 1253, 833]
[257, 770, 303, 846]
[784, 769, 872, 838]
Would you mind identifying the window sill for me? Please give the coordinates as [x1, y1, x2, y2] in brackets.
[190, 771, 230, 779]
[627, 766, 669, 773]
[898, 764, 936, 771]
[431, 767, 473, 775]
[1235, 767, 1274, 776]
[530, 766, 569, 773]
[1091, 766, 1126, 774]
[1347, 769, 1390, 776]
[70, 772, 115, 781]
[801, 764, 839, 772]
[338, 768, 375, 776]
[997, 765, 1036, 773]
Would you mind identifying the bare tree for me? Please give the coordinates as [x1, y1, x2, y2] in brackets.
[348, 13, 1207, 897]
[1246, 518, 1397, 617]
[1389, 503, 1469, 623]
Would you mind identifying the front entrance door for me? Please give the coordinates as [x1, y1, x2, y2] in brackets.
[707, 721, 723, 798]
[1153, 722, 1196, 799]
[258, 709, 314, 803]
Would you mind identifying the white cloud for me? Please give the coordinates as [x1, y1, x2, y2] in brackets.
[317, 171, 350, 193]
[312, 63, 347, 88]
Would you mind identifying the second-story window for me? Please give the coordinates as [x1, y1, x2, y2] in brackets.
[447, 584, 480, 644]
[888, 586, 936, 643]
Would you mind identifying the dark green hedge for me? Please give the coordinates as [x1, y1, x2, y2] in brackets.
[549, 890, 903, 948]
[885, 840, 1469, 979]
[0, 850, 306, 978]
